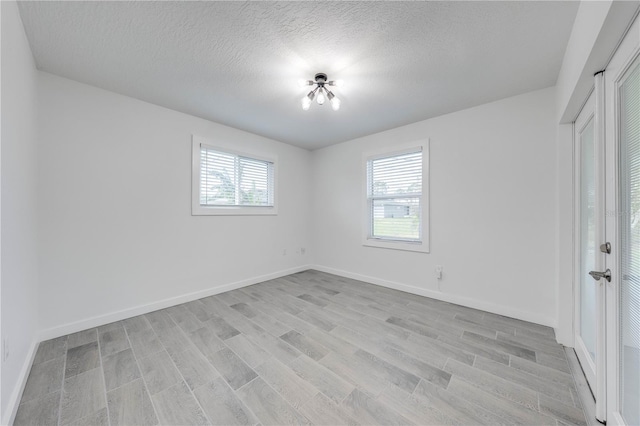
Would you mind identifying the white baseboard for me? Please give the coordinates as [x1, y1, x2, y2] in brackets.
[2, 338, 39, 426]
[555, 327, 575, 348]
[6, 265, 311, 425]
[38, 265, 312, 341]
[12, 263, 555, 425]
[311, 264, 557, 329]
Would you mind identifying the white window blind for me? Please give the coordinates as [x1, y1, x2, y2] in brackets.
[367, 148, 422, 242]
[620, 58, 640, 425]
[199, 145, 274, 207]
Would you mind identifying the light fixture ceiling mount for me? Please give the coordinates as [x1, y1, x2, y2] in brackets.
[300, 73, 342, 111]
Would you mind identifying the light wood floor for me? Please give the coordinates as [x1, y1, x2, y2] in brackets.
[15, 270, 588, 425]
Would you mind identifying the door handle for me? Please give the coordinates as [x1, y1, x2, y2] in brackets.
[589, 269, 612, 282]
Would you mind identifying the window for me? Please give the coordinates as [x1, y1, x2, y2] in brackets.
[364, 142, 429, 252]
[192, 136, 276, 215]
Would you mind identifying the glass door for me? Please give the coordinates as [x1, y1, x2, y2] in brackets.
[575, 91, 597, 383]
[619, 56, 640, 426]
[604, 12, 640, 426]
[574, 91, 605, 417]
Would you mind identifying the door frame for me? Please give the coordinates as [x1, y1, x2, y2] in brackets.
[573, 88, 607, 422]
[573, 90, 595, 388]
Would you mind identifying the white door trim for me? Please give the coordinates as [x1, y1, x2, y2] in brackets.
[594, 71, 607, 423]
[573, 89, 604, 415]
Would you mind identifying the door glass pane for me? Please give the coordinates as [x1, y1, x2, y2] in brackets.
[620, 58, 640, 426]
[580, 118, 597, 362]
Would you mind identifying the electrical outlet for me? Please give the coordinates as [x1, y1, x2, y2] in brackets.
[3, 338, 9, 362]
[435, 265, 443, 280]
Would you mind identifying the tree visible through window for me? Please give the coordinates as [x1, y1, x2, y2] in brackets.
[199, 146, 274, 207]
[366, 149, 422, 242]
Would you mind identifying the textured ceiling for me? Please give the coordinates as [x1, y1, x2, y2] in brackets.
[18, 1, 578, 150]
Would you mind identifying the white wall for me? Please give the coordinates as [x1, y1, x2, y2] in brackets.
[312, 87, 558, 326]
[37, 72, 312, 337]
[555, 123, 574, 346]
[1, 1, 40, 422]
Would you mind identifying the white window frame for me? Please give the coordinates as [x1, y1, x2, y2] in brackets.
[192, 135, 277, 216]
[363, 140, 430, 253]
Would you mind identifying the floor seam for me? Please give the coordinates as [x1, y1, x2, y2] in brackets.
[95, 331, 111, 426]
[56, 342, 67, 426]
[18, 271, 587, 426]
[122, 325, 161, 425]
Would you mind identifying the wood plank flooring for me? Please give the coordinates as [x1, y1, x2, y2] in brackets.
[15, 270, 588, 425]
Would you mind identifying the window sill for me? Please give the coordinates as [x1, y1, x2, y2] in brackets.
[363, 238, 429, 253]
[192, 205, 278, 216]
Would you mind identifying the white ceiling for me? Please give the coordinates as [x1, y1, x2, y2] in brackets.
[18, 1, 578, 150]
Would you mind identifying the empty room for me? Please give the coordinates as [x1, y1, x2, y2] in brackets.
[2, 1, 640, 425]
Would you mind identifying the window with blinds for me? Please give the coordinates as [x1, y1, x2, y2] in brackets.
[192, 137, 275, 215]
[366, 148, 423, 243]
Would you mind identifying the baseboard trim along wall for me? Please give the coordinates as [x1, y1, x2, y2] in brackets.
[38, 264, 557, 344]
[9, 265, 309, 425]
[311, 264, 557, 331]
[38, 264, 312, 342]
[3, 339, 39, 426]
[19, 262, 556, 425]
[555, 327, 575, 348]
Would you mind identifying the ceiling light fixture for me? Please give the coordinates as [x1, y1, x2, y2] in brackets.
[300, 73, 341, 111]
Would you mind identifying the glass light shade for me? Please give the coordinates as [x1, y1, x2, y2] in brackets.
[333, 79, 344, 87]
[316, 90, 326, 105]
[301, 96, 311, 110]
[330, 96, 341, 111]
